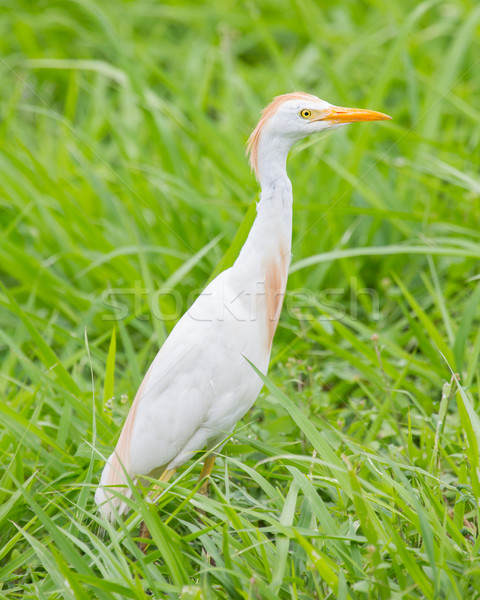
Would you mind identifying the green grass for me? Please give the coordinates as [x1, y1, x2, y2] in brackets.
[1, 0, 480, 597]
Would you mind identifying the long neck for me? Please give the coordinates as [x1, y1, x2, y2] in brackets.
[233, 137, 293, 352]
[237, 151, 293, 269]
[238, 133, 293, 267]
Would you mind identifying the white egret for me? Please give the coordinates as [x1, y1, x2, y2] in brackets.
[95, 92, 390, 536]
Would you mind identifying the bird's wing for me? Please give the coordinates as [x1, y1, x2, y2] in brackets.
[115, 268, 267, 477]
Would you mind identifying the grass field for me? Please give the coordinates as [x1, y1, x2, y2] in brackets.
[1, 0, 480, 597]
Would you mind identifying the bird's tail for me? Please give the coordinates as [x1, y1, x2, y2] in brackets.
[95, 452, 132, 521]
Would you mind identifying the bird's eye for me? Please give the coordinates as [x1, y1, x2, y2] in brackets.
[300, 109, 312, 119]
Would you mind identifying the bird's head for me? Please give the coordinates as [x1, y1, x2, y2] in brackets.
[247, 92, 390, 181]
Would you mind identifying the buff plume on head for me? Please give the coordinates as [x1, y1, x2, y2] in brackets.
[246, 92, 390, 182]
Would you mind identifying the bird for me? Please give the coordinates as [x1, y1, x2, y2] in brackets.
[95, 92, 390, 528]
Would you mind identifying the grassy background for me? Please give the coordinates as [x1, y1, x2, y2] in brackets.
[1, 0, 480, 597]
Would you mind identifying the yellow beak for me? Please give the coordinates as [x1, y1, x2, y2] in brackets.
[317, 106, 391, 123]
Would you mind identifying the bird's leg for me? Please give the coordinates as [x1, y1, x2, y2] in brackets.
[138, 468, 176, 553]
[138, 520, 151, 554]
[197, 454, 217, 564]
[198, 454, 216, 496]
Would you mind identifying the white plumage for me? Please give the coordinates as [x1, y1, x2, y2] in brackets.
[95, 92, 390, 520]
